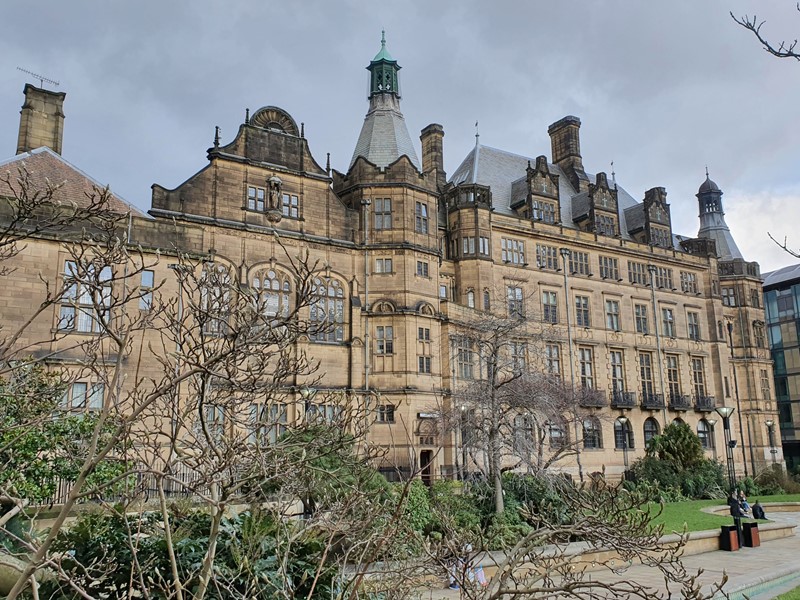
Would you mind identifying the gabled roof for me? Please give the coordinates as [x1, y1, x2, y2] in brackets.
[0, 147, 145, 217]
[449, 143, 642, 241]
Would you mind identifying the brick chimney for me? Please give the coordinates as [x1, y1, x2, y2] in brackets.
[420, 123, 445, 189]
[17, 84, 66, 155]
[548, 115, 588, 192]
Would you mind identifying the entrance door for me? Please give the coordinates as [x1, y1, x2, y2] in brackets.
[420, 450, 433, 486]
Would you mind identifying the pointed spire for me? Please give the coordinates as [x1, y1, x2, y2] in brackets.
[475, 121, 480, 146]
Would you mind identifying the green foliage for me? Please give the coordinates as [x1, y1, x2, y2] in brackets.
[428, 480, 482, 536]
[402, 480, 432, 533]
[755, 465, 800, 495]
[626, 455, 725, 500]
[645, 422, 704, 469]
[0, 363, 126, 502]
[41, 507, 337, 599]
[502, 472, 572, 526]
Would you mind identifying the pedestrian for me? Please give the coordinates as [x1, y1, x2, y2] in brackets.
[728, 492, 744, 547]
[738, 490, 751, 516]
[752, 500, 767, 520]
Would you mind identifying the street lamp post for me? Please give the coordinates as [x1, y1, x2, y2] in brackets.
[726, 321, 750, 477]
[618, 416, 629, 469]
[766, 419, 777, 464]
[715, 406, 737, 493]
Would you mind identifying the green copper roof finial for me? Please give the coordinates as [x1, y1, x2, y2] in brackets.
[368, 30, 400, 97]
[372, 29, 395, 63]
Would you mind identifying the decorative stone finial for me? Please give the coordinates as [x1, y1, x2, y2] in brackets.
[245, 108, 250, 124]
[214, 126, 220, 148]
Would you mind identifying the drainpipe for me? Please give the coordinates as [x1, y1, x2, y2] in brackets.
[362, 194, 372, 445]
[560, 248, 583, 483]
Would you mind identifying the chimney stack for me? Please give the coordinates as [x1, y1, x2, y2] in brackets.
[548, 115, 588, 192]
[420, 123, 445, 188]
[17, 84, 66, 155]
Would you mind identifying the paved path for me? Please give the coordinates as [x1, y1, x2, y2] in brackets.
[422, 512, 800, 599]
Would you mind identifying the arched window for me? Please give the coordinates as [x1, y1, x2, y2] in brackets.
[310, 276, 345, 342]
[583, 416, 602, 449]
[673, 417, 685, 426]
[614, 418, 634, 449]
[252, 269, 291, 318]
[483, 289, 491, 311]
[200, 263, 232, 335]
[643, 417, 660, 445]
[466, 289, 475, 309]
[697, 418, 714, 449]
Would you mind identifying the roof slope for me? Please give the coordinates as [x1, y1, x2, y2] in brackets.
[0, 147, 144, 216]
[763, 263, 800, 288]
[349, 94, 420, 171]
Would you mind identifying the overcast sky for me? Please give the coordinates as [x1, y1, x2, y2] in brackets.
[1, 1, 799, 273]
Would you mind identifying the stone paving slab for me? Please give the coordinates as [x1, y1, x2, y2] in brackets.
[422, 512, 800, 599]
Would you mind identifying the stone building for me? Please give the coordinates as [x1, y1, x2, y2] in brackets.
[0, 36, 780, 483]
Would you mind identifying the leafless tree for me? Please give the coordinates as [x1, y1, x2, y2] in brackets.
[443, 299, 588, 515]
[732, 4, 800, 61]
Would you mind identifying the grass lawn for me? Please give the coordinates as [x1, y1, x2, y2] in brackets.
[775, 585, 800, 600]
[650, 494, 800, 535]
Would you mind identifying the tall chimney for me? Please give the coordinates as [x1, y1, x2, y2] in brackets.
[17, 84, 66, 155]
[548, 115, 588, 192]
[420, 123, 445, 188]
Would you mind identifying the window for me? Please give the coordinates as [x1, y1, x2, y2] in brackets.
[415, 202, 429, 234]
[628, 261, 648, 285]
[599, 256, 619, 280]
[310, 276, 345, 342]
[569, 251, 590, 275]
[418, 327, 430, 341]
[575, 295, 590, 327]
[62, 382, 104, 411]
[666, 355, 681, 399]
[59, 261, 112, 333]
[252, 269, 291, 318]
[596, 214, 616, 236]
[542, 291, 558, 324]
[643, 417, 660, 445]
[140, 270, 154, 311]
[614, 419, 634, 449]
[578, 347, 594, 388]
[718, 321, 726, 341]
[247, 186, 266, 211]
[374, 198, 392, 230]
[281, 193, 299, 218]
[753, 323, 766, 348]
[462, 236, 476, 256]
[510, 341, 527, 374]
[536, 244, 558, 270]
[691, 357, 706, 399]
[203, 404, 226, 439]
[532, 200, 556, 223]
[501, 238, 525, 265]
[377, 404, 396, 423]
[697, 419, 713, 450]
[680, 271, 698, 294]
[662, 307, 675, 338]
[416, 261, 429, 277]
[507, 286, 524, 317]
[376, 326, 393, 354]
[250, 403, 287, 444]
[375, 258, 393, 274]
[466, 289, 475, 308]
[200, 264, 231, 336]
[545, 343, 561, 378]
[439, 284, 448, 299]
[583, 416, 602, 449]
[639, 352, 654, 399]
[653, 267, 674, 289]
[760, 369, 771, 401]
[455, 337, 474, 380]
[722, 287, 737, 307]
[483, 289, 491, 310]
[548, 420, 567, 447]
[418, 356, 432, 374]
[750, 288, 761, 308]
[479, 236, 490, 256]
[634, 304, 649, 334]
[605, 299, 620, 331]
[306, 404, 343, 424]
[610, 350, 625, 393]
[650, 227, 671, 248]
[687, 312, 700, 341]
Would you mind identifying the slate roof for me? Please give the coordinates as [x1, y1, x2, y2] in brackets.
[0, 147, 144, 216]
[349, 93, 421, 171]
[763, 263, 800, 289]
[449, 144, 642, 242]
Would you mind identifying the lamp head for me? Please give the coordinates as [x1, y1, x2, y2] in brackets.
[766, 419, 774, 428]
[728, 439, 737, 449]
[715, 406, 735, 419]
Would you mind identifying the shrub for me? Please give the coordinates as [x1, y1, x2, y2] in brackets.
[625, 456, 725, 500]
[402, 479, 432, 533]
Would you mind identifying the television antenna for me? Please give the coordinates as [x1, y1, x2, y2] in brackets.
[16, 67, 60, 89]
